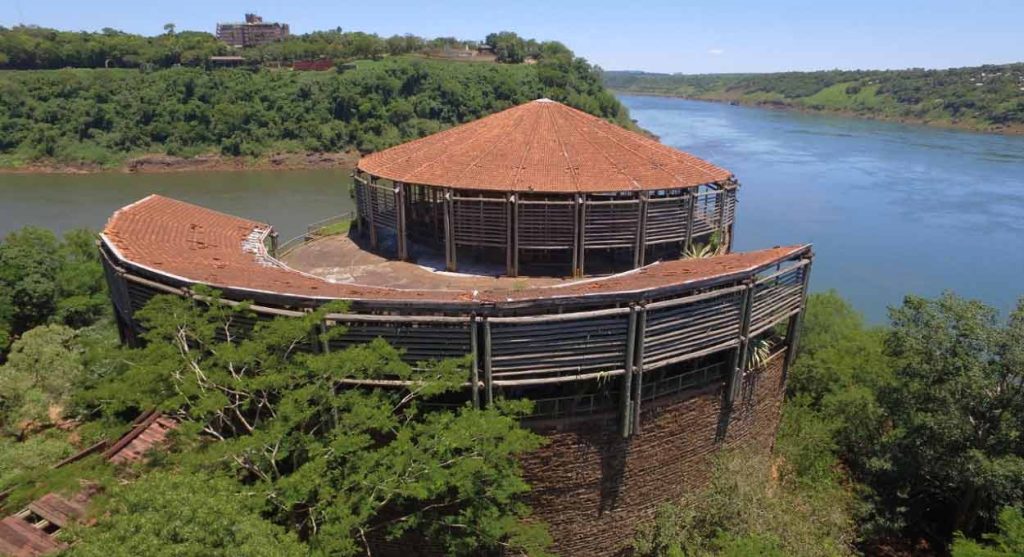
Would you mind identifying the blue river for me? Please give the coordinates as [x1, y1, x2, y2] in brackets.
[619, 94, 1024, 322]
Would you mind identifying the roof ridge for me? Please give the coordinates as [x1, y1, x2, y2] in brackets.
[553, 103, 641, 190]
[543, 101, 581, 192]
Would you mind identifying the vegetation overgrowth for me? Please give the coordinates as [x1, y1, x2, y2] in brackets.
[604, 66, 1024, 133]
[2, 222, 1023, 555]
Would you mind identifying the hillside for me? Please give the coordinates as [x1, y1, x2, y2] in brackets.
[604, 65, 1024, 133]
[0, 26, 632, 172]
[0, 56, 628, 172]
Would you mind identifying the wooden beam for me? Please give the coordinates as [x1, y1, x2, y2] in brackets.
[621, 306, 637, 437]
[471, 316, 480, 409]
[783, 256, 814, 378]
[396, 183, 408, 260]
[443, 189, 455, 271]
[483, 318, 494, 405]
[727, 282, 755, 405]
[683, 188, 697, 255]
[633, 192, 646, 268]
[506, 193, 515, 276]
[512, 194, 520, 276]
[366, 177, 378, 249]
[632, 305, 647, 432]
[575, 194, 585, 277]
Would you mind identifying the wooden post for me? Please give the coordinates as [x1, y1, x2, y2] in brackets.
[632, 305, 647, 432]
[444, 189, 455, 271]
[471, 316, 480, 409]
[574, 194, 584, 277]
[683, 188, 697, 256]
[366, 178, 378, 250]
[512, 195, 520, 277]
[396, 183, 408, 260]
[506, 193, 515, 277]
[620, 306, 638, 437]
[728, 282, 755, 405]
[783, 256, 813, 377]
[716, 185, 727, 240]
[483, 318, 494, 405]
[633, 192, 648, 268]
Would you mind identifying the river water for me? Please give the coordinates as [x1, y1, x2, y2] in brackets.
[1, 96, 1022, 321]
[621, 95, 1024, 322]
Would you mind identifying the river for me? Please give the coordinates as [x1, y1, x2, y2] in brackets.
[1, 96, 1022, 322]
[622, 95, 1024, 322]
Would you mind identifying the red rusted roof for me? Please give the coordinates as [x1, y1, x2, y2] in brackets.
[357, 99, 732, 193]
[101, 196, 808, 305]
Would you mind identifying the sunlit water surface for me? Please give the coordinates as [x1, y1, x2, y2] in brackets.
[620, 94, 1024, 322]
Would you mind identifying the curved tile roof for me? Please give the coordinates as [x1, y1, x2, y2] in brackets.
[101, 195, 807, 306]
[357, 99, 733, 193]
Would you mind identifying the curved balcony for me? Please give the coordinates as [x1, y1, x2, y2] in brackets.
[99, 195, 810, 436]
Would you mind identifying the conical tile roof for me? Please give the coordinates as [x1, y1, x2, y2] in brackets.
[357, 99, 732, 193]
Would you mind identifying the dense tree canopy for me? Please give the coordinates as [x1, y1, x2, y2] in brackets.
[0, 227, 107, 358]
[0, 55, 630, 168]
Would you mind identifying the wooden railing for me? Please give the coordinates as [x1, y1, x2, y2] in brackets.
[276, 210, 355, 258]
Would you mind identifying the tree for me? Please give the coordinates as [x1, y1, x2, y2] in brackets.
[68, 471, 307, 557]
[0, 227, 107, 358]
[162, 23, 175, 36]
[79, 291, 551, 555]
[485, 31, 526, 64]
[0, 324, 83, 430]
[873, 293, 1024, 541]
[952, 507, 1024, 557]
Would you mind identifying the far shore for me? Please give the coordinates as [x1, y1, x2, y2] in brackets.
[612, 90, 1024, 136]
[0, 151, 360, 175]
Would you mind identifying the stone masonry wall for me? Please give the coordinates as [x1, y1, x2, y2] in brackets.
[520, 350, 789, 556]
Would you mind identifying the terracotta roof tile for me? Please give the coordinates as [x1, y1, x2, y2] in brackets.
[101, 196, 808, 306]
[357, 99, 733, 193]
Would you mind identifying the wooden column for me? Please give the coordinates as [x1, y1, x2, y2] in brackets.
[633, 192, 649, 268]
[443, 189, 456, 271]
[683, 188, 697, 255]
[512, 195, 520, 277]
[783, 256, 814, 378]
[620, 306, 638, 437]
[483, 318, 494, 405]
[631, 305, 647, 432]
[727, 282, 755, 405]
[506, 193, 515, 277]
[470, 316, 481, 409]
[716, 185, 727, 242]
[366, 177, 378, 250]
[574, 194, 585, 277]
[396, 183, 408, 260]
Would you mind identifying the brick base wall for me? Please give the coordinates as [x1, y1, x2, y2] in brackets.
[520, 350, 788, 556]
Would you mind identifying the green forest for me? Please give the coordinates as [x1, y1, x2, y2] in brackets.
[1, 225, 1023, 556]
[0, 28, 629, 169]
[604, 65, 1024, 132]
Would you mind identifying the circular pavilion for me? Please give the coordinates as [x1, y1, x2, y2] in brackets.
[354, 99, 738, 276]
[98, 99, 812, 557]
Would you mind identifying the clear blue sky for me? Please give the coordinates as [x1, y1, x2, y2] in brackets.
[5, 0, 1022, 73]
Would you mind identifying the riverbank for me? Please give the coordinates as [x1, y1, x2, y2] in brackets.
[0, 151, 360, 174]
[610, 90, 1024, 136]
